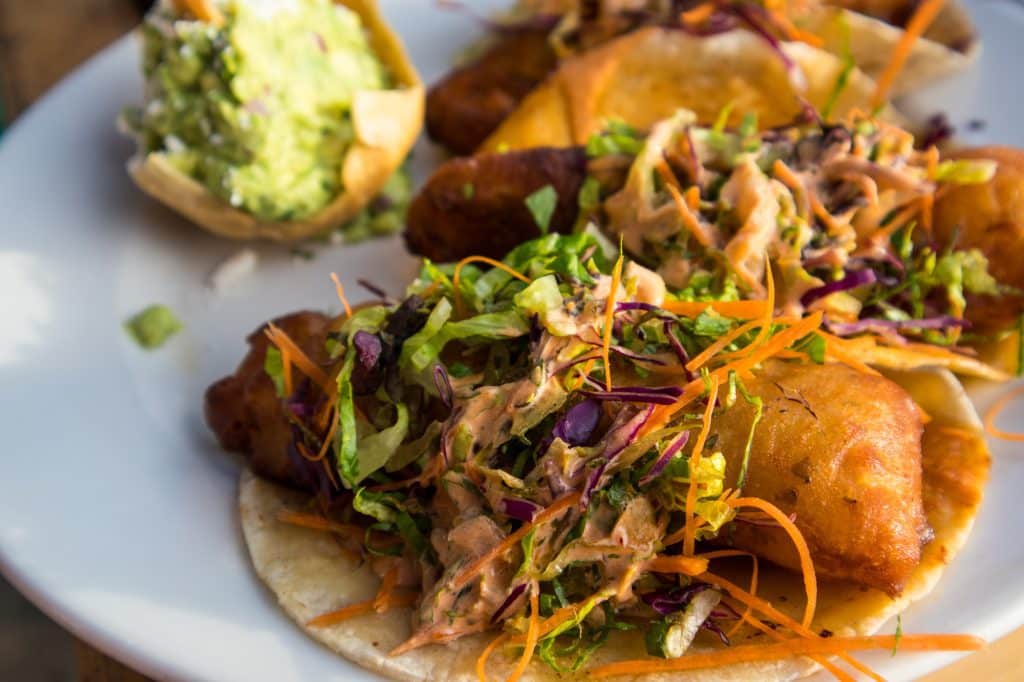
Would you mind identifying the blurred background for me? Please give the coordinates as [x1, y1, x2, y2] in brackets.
[0, 2, 153, 677]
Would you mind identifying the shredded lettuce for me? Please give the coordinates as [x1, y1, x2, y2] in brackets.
[334, 353, 359, 487]
[264, 347, 287, 397]
[586, 119, 644, 157]
[525, 184, 558, 234]
[402, 307, 530, 372]
[514, 275, 575, 336]
[350, 403, 409, 484]
[934, 159, 997, 185]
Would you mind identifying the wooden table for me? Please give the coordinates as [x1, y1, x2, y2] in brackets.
[0, 1, 1021, 679]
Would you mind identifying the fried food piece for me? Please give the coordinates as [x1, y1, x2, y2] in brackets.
[405, 146, 587, 262]
[204, 311, 331, 489]
[425, 29, 558, 154]
[715, 360, 928, 596]
[934, 146, 1024, 332]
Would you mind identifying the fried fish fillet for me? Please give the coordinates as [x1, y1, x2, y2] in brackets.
[934, 146, 1024, 332]
[204, 311, 332, 488]
[405, 147, 587, 262]
[425, 29, 558, 154]
[715, 360, 929, 596]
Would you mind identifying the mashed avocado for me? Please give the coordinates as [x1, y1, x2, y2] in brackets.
[125, 0, 390, 221]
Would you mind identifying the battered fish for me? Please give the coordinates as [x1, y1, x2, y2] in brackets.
[204, 311, 332, 489]
[715, 360, 928, 596]
[425, 29, 557, 154]
[934, 146, 1024, 331]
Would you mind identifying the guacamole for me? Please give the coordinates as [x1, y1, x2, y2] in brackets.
[124, 0, 391, 221]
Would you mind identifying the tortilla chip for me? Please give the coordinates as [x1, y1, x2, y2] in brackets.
[479, 27, 882, 153]
[240, 366, 988, 680]
[125, 0, 424, 242]
[797, 2, 978, 98]
[855, 344, 1009, 382]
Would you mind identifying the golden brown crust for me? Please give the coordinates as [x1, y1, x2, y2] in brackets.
[204, 311, 332, 488]
[715, 360, 927, 596]
[480, 28, 883, 153]
[404, 147, 587, 262]
[425, 30, 558, 155]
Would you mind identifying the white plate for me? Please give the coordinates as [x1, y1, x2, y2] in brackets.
[1, 1, 1023, 680]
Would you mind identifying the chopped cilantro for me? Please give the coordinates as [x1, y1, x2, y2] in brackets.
[693, 310, 733, 338]
[525, 184, 558, 234]
[124, 304, 183, 350]
[462, 182, 475, 200]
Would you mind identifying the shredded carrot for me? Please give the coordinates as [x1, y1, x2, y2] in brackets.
[662, 299, 770, 319]
[684, 376, 720, 556]
[854, 175, 880, 208]
[773, 159, 809, 219]
[615, 563, 642, 601]
[984, 384, 1024, 441]
[665, 183, 717, 248]
[728, 497, 817, 629]
[873, 199, 921, 242]
[810, 191, 847, 236]
[871, 0, 947, 108]
[920, 191, 934, 235]
[767, 8, 825, 47]
[602, 252, 625, 391]
[722, 600, 860, 682]
[314, 407, 339, 462]
[588, 633, 983, 677]
[307, 591, 417, 628]
[679, 2, 715, 25]
[264, 323, 332, 392]
[176, 0, 224, 25]
[645, 555, 710, 576]
[819, 333, 883, 376]
[924, 145, 940, 180]
[329, 273, 353, 319]
[477, 633, 509, 682]
[685, 185, 701, 211]
[451, 492, 581, 591]
[643, 313, 825, 437]
[373, 565, 400, 613]
[506, 583, 540, 682]
[277, 510, 364, 538]
[687, 321, 765, 373]
[280, 348, 295, 397]
[453, 256, 531, 317]
[506, 591, 617, 647]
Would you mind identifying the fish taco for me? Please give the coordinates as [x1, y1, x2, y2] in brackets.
[207, 233, 987, 680]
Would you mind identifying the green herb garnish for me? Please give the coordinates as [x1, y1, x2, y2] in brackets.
[124, 304, 183, 350]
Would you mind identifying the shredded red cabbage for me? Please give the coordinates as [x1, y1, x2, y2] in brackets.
[433, 364, 454, 409]
[638, 430, 691, 487]
[663, 319, 694, 380]
[581, 385, 683, 405]
[827, 315, 969, 337]
[501, 497, 542, 522]
[581, 406, 654, 506]
[800, 269, 877, 307]
[609, 344, 668, 366]
[490, 582, 528, 624]
[640, 583, 710, 616]
[552, 398, 603, 447]
[356, 278, 391, 300]
[703, 619, 731, 646]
